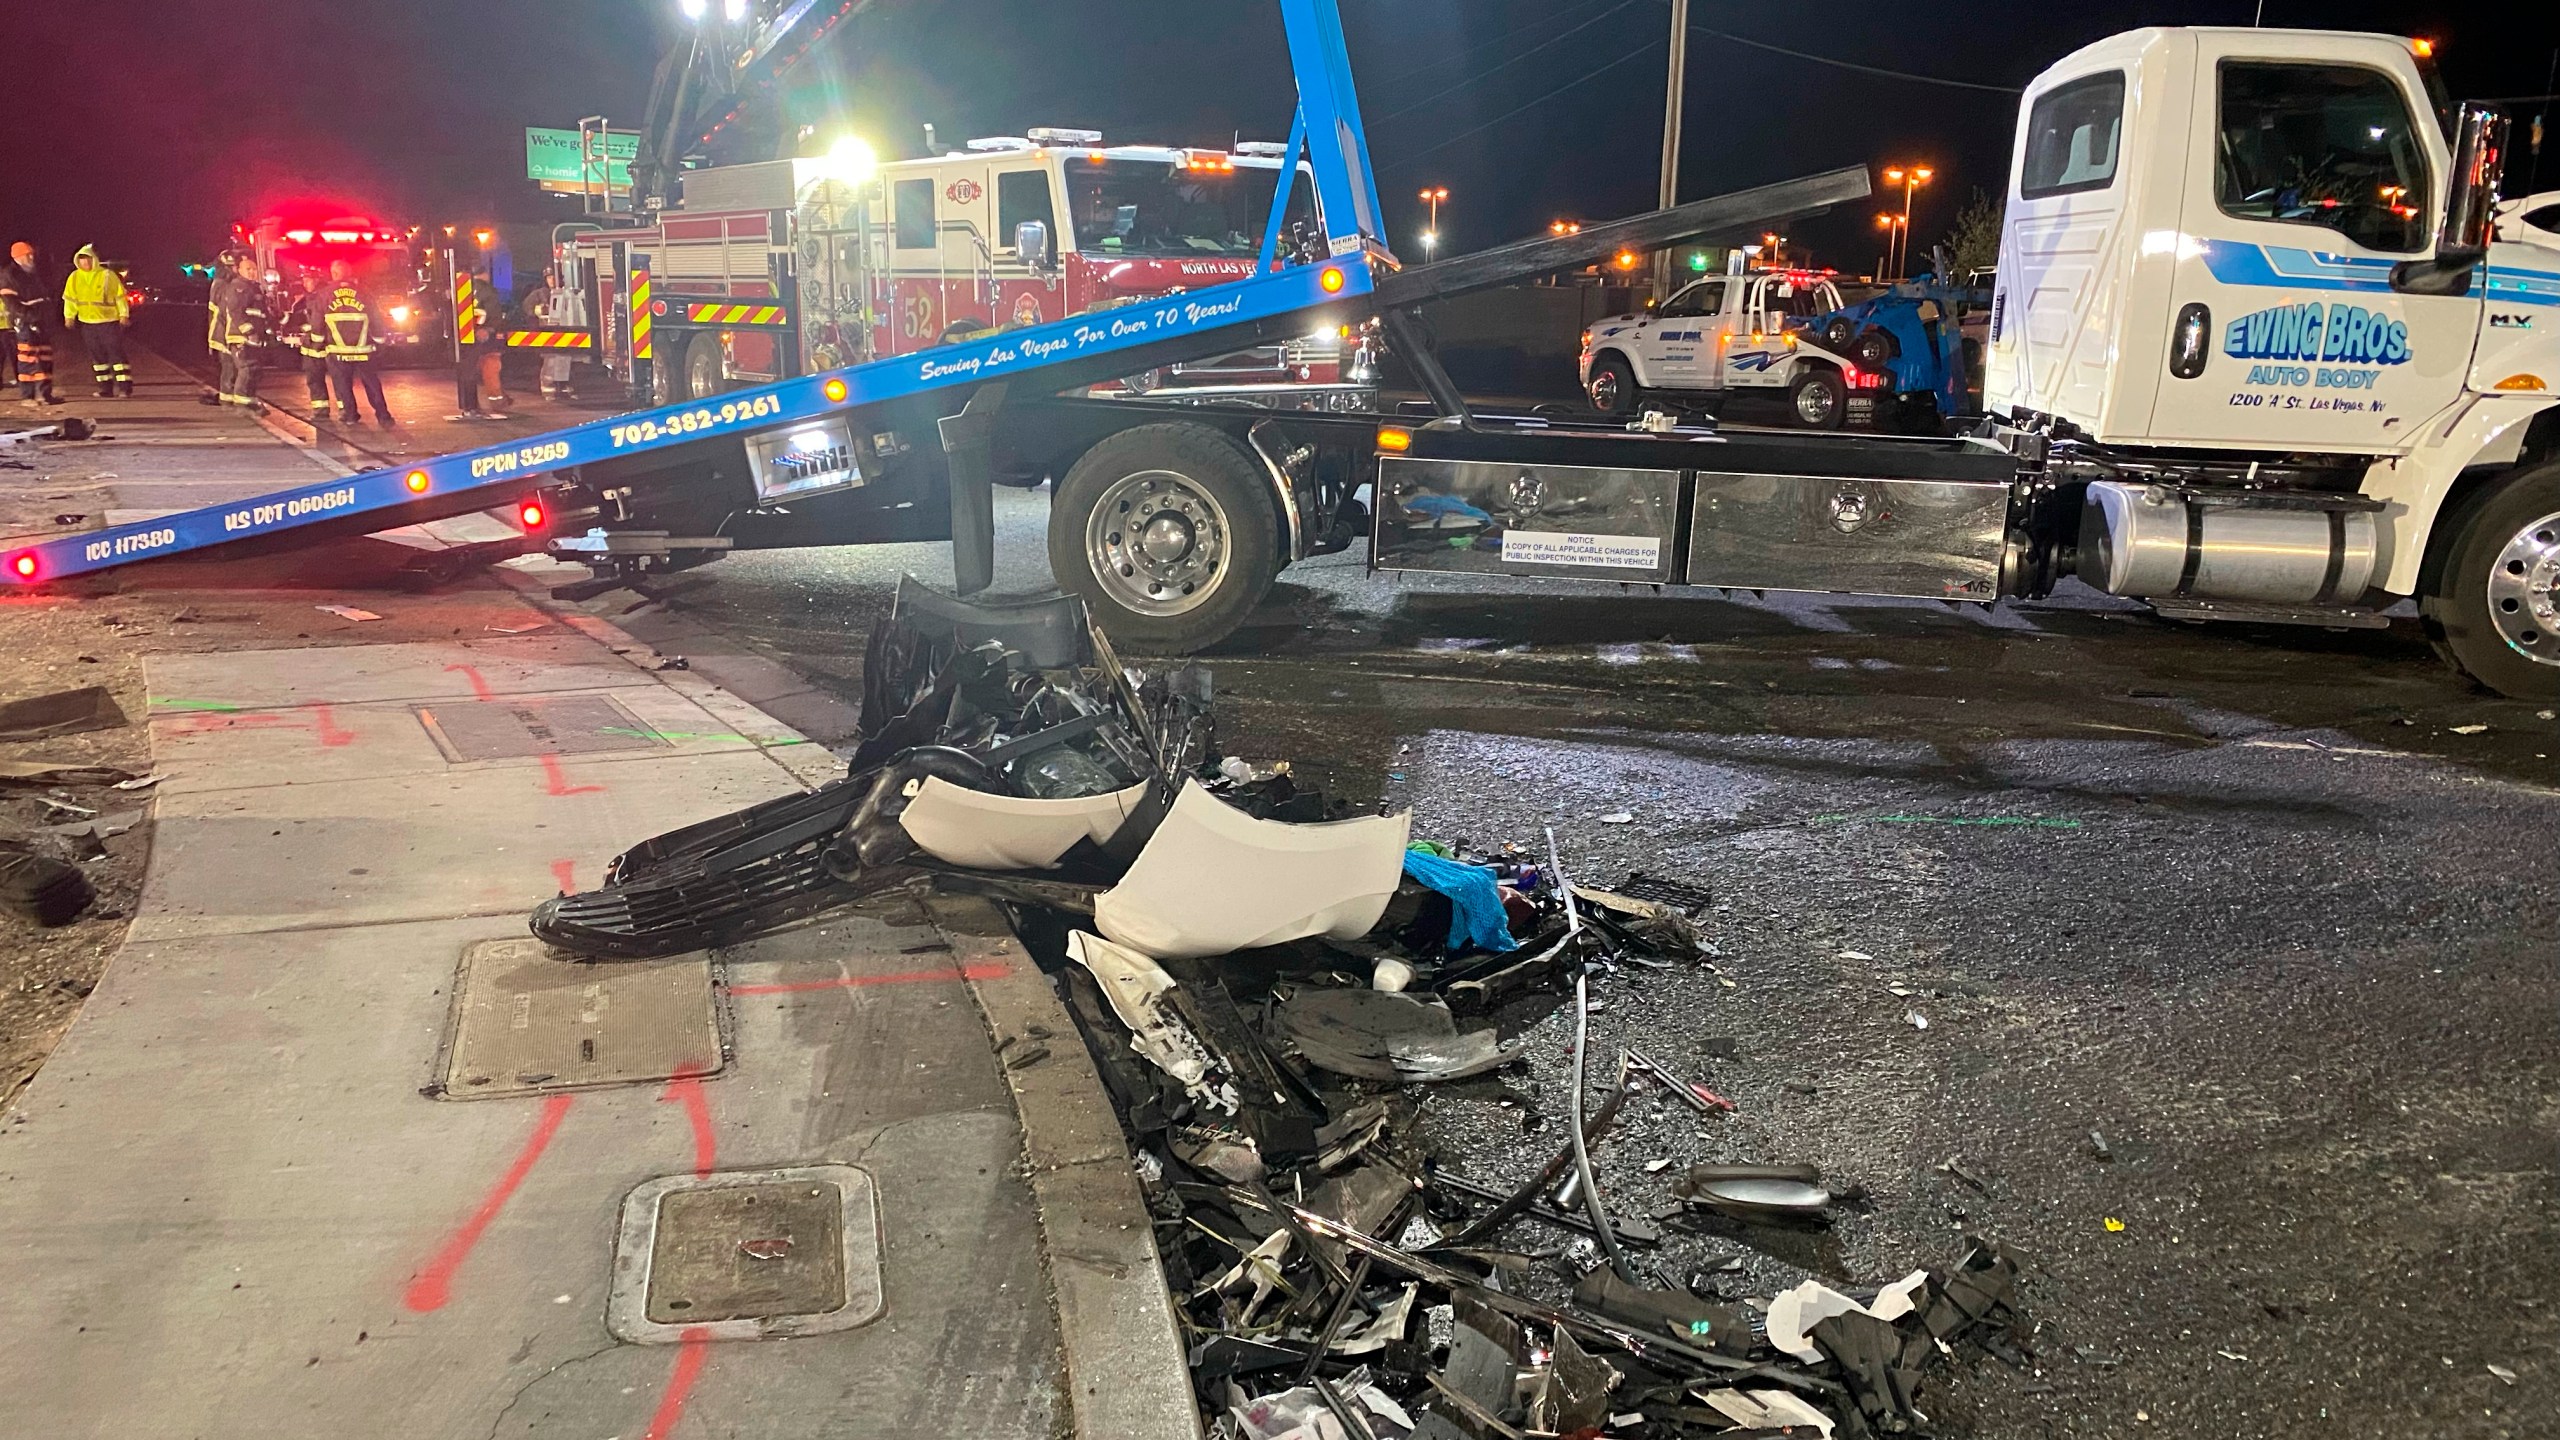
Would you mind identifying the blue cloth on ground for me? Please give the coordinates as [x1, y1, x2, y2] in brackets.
[1402, 848, 1518, 954]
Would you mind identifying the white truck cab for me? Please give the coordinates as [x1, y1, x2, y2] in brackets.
[1579, 268, 1876, 427]
[1990, 27, 2560, 696]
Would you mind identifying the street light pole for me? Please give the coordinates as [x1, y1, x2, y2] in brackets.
[1418, 186, 1448, 256]
[1653, 0, 1690, 304]
[1880, 164, 1934, 278]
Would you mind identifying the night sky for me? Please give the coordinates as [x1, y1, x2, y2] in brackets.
[15, 1, 2560, 278]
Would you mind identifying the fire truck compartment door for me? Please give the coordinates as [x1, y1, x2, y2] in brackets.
[1685, 471, 2009, 600]
[1372, 456, 1681, 582]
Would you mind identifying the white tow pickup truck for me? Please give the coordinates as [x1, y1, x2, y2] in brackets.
[1577, 266, 1889, 428]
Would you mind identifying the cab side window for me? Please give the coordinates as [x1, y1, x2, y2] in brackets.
[2217, 62, 2429, 254]
[893, 178, 937, 251]
[2019, 72, 2125, 199]
[996, 170, 1057, 252]
[1663, 281, 1723, 318]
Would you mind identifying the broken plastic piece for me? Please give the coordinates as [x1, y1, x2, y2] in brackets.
[1696, 1387, 1837, 1438]
[1275, 988, 1525, 1083]
[897, 777, 1147, 870]
[1763, 1271, 1929, 1363]
[886, 575, 1091, 670]
[1067, 930, 1239, 1113]
[1095, 779, 1410, 959]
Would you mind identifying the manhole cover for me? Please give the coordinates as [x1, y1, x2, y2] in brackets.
[416, 693, 664, 761]
[608, 1166, 884, 1343]
[436, 937, 721, 1099]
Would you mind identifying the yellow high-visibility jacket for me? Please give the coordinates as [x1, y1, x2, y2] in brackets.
[62, 265, 129, 325]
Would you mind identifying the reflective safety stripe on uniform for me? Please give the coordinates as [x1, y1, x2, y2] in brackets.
[629, 270, 653, 361]
[323, 289, 377, 360]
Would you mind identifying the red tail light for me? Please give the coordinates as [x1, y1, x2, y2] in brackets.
[519, 500, 546, 530]
[9, 553, 35, 580]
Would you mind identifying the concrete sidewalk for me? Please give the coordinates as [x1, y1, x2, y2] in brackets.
[0, 348, 1196, 1440]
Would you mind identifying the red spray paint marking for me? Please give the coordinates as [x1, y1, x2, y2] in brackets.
[659, 1065, 716, 1179]
[550, 859, 578, 895]
[444, 663, 498, 702]
[165, 707, 352, 749]
[540, 754, 604, 797]
[640, 1327, 713, 1440]
[728, 962, 1011, 997]
[402, 1093, 574, 1313]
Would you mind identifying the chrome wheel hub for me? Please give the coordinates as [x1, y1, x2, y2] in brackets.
[1795, 382, 1836, 425]
[2486, 508, 2560, 666]
[1086, 469, 1230, 618]
[1589, 370, 1622, 410]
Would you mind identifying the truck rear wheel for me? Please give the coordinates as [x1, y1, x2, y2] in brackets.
[1049, 424, 1279, 654]
[2421, 461, 2560, 700]
[683, 333, 726, 400]
[1789, 368, 1847, 429]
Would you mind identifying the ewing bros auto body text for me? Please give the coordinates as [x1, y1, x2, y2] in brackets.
[2222, 300, 2410, 409]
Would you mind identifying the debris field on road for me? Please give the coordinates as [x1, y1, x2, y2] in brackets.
[538, 580, 2036, 1438]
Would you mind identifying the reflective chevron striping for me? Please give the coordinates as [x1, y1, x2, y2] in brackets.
[682, 302, 789, 326]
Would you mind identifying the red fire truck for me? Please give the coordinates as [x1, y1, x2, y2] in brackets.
[561, 129, 1371, 409]
[233, 209, 444, 363]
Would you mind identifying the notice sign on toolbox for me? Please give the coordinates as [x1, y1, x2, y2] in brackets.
[1501, 530, 1663, 569]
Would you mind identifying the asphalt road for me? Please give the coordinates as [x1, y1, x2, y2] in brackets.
[610, 488, 2558, 1439]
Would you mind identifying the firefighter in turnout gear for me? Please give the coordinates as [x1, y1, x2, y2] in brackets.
[321, 261, 393, 425]
[285, 273, 333, 415]
[61, 246, 133, 397]
[206, 251, 270, 407]
[0, 242, 64, 406]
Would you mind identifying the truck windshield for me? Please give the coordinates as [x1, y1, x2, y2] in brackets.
[1067, 160, 1311, 257]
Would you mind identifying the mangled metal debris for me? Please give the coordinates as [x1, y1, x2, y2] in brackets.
[538, 581, 2029, 1438]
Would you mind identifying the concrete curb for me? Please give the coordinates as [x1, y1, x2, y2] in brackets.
[495, 567, 1199, 1437]
[928, 894, 1205, 1440]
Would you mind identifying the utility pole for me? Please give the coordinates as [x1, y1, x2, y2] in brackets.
[1653, 0, 1690, 304]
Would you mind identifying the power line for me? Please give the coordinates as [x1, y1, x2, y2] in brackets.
[1689, 22, 2021, 95]
[1376, 0, 1646, 124]
[1392, 39, 1664, 164]
[1367, 0, 1627, 90]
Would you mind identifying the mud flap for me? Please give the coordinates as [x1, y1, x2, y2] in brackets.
[938, 383, 1009, 595]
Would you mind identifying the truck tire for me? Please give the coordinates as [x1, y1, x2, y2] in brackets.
[1049, 423, 1279, 654]
[1789, 368, 1847, 429]
[683, 332, 726, 400]
[1587, 354, 1639, 415]
[1849, 327, 1898, 373]
[2420, 461, 2560, 700]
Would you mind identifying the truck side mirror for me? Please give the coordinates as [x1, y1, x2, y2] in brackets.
[2393, 105, 2508, 297]
[1016, 220, 1053, 272]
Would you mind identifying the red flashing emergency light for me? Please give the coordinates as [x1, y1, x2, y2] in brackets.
[9, 553, 36, 580]
[518, 500, 547, 530]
